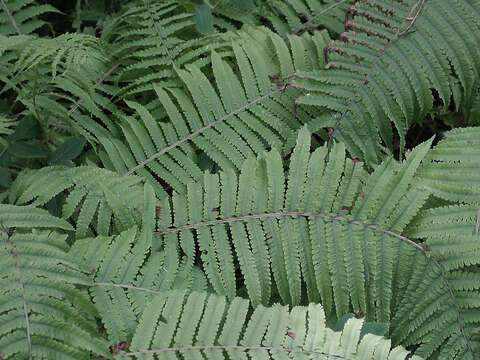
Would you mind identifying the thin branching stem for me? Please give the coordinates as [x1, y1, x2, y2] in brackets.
[120, 344, 347, 358]
[291, 0, 349, 36]
[0, 224, 32, 360]
[0, 0, 22, 35]
[155, 210, 425, 252]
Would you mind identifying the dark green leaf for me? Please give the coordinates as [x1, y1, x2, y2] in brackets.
[194, 5, 214, 34]
[0, 167, 11, 187]
[48, 136, 86, 166]
[8, 115, 41, 142]
[360, 322, 389, 340]
[229, 0, 255, 10]
[0, 145, 10, 167]
[9, 141, 47, 158]
[334, 313, 355, 331]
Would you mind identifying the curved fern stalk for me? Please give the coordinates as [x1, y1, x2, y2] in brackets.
[100, 27, 331, 197]
[122, 290, 423, 360]
[396, 203, 480, 359]
[71, 226, 207, 345]
[67, 184, 207, 344]
[9, 166, 149, 238]
[155, 126, 432, 311]
[156, 126, 480, 358]
[0, 206, 110, 359]
[293, 0, 480, 164]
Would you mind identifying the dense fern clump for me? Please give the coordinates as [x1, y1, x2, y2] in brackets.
[1, 0, 480, 359]
[294, 0, 480, 164]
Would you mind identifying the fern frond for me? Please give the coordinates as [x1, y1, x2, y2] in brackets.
[258, 0, 352, 36]
[293, 0, 480, 164]
[156, 127, 431, 311]
[68, 185, 206, 344]
[15, 33, 106, 79]
[123, 290, 422, 360]
[0, 0, 60, 35]
[0, 225, 109, 359]
[0, 204, 73, 230]
[100, 0, 204, 95]
[156, 126, 480, 358]
[417, 127, 480, 203]
[71, 226, 207, 345]
[392, 202, 480, 358]
[9, 166, 148, 238]
[102, 27, 330, 196]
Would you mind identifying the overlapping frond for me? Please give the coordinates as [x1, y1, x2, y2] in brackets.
[10, 166, 148, 237]
[293, 0, 480, 164]
[157, 127, 431, 312]
[0, 30, 114, 147]
[101, 0, 201, 95]
[123, 290, 422, 360]
[100, 27, 331, 197]
[416, 127, 480, 203]
[156, 127, 480, 358]
[259, 0, 352, 36]
[397, 204, 480, 358]
[102, 0, 347, 97]
[66, 184, 206, 344]
[71, 226, 207, 345]
[0, 217, 109, 359]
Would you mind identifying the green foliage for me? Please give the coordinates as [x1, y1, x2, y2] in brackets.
[156, 128, 480, 358]
[294, 0, 480, 164]
[0, 0, 60, 35]
[9, 166, 148, 237]
[0, 220, 109, 359]
[98, 26, 331, 197]
[126, 290, 422, 360]
[1, 0, 480, 359]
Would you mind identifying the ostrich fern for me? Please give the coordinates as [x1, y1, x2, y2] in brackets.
[1, 0, 480, 359]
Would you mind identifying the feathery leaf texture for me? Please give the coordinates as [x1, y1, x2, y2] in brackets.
[103, 0, 345, 95]
[2, 1, 480, 359]
[0, 204, 73, 230]
[101, 27, 331, 196]
[398, 202, 480, 358]
[156, 127, 480, 358]
[293, 0, 480, 164]
[258, 0, 352, 36]
[416, 127, 480, 203]
[0, 0, 60, 35]
[9, 166, 147, 238]
[157, 127, 429, 309]
[0, 225, 109, 359]
[123, 289, 423, 360]
[69, 186, 207, 344]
